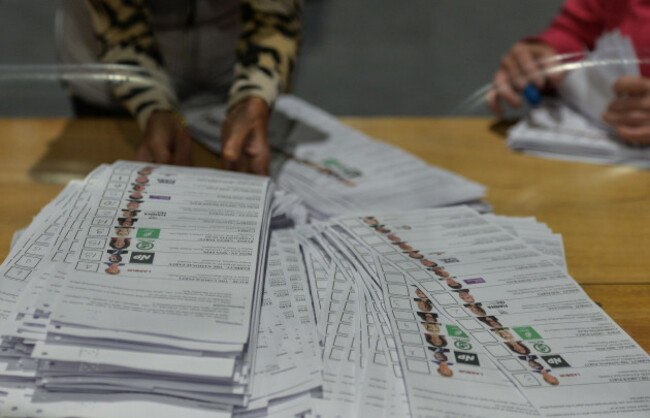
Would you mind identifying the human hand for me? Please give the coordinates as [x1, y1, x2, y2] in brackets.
[220, 96, 270, 175]
[602, 76, 650, 145]
[488, 41, 561, 116]
[135, 111, 193, 165]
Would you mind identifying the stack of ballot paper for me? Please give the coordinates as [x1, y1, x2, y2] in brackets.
[507, 31, 650, 166]
[1, 161, 650, 417]
[0, 161, 283, 417]
[185, 95, 486, 218]
[507, 99, 650, 165]
[294, 207, 650, 417]
[232, 229, 322, 417]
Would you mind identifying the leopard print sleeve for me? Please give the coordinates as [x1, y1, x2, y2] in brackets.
[228, 0, 303, 109]
[84, 0, 177, 129]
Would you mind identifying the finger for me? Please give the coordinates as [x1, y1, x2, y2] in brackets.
[487, 86, 504, 117]
[603, 109, 650, 127]
[223, 154, 241, 172]
[607, 96, 650, 112]
[134, 143, 155, 162]
[172, 129, 193, 166]
[244, 131, 270, 175]
[221, 123, 250, 171]
[601, 110, 617, 127]
[501, 53, 527, 90]
[511, 44, 543, 88]
[146, 132, 173, 164]
[544, 66, 565, 87]
[615, 124, 650, 145]
[152, 144, 172, 164]
[493, 71, 522, 109]
[613, 76, 650, 97]
[250, 154, 270, 175]
[539, 54, 564, 87]
[530, 44, 563, 86]
[233, 154, 251, 173]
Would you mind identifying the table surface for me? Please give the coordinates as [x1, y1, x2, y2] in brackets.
[0, 117, 647, 353]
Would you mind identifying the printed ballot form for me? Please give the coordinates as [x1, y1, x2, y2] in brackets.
[185, 95, 486, 218]
[507, 31, 650, 167]
[52, 162, 272, 344]
[0, 162, 277, 416]
[322, 207, 650, 417]
[0, 166, 648, 416]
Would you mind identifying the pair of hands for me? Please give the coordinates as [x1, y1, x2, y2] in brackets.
[135, 96, 271, 173]
[489, 41, 650, 145]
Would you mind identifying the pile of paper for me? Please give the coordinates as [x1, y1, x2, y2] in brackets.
[507, 31, 650, 166]
[185, 95, 486, 218]
[0, 161, 280, 417]
[1, 88, 648, 416]
[292, 207, 650, 417]
[1, 161, 649, 417]
[234, 229, 321, 417]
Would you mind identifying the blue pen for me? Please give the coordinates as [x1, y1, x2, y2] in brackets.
[523, 84, 542, 106]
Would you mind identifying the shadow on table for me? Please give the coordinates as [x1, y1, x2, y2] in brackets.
[489, 118, 519, 138]
[27, 109, 330, 186]
[28, 118, 143, 184]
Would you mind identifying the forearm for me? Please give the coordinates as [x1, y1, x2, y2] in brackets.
[84, 0, 177, 129]
[229, 0, 303, 109]
[533, 0, 607, 55]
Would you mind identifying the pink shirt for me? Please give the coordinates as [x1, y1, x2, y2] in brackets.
[536, 0, 650, 76]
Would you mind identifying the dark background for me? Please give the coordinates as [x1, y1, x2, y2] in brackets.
[0, 0, 565, 117]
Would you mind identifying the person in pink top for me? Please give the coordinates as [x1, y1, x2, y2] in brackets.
[488, 0, 650, 145]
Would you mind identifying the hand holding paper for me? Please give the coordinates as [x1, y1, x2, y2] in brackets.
[505, 32, 650, 165]
[488, 41, 562, 116]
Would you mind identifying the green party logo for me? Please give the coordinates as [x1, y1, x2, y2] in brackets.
[446, 325, 468, 338]
[321, 158, 362, 179]
[533, 343, 552, 353]
[136, 240, 155, 251]
[454, 340, 472, 350]
[136, 228, 160, 239]
[512, 326, 542, 340]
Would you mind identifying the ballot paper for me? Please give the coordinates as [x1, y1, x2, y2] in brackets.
[184, 95, 486, 218]
[507, 100, 650, 166]
[294, 207, 650, 417]
[2, 161, 649, 417]
[507, 31, 650, 166]
[0, 161, 277, 416]
[559, 30, 640, 129]
[233, 229, 321, 416]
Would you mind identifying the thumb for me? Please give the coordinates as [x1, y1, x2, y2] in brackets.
[613, 76, 649, 97]
[150, 136, 172, 164]
[172, 128, 194, 166]
[245, 129, 270, 175]
[142, 125, 172, 164]
[135, 143, 155, 162]
[221, 124, 250, 170]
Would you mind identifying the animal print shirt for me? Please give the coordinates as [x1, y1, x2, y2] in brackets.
[85, 0, 302, 128]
